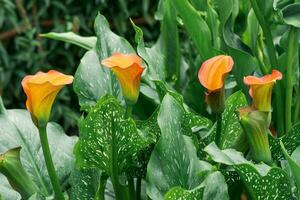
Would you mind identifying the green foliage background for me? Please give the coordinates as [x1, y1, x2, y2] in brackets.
[0, 0, 159, 133]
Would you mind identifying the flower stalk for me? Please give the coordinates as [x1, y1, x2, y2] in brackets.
[285, 27, 298, 133]
[249, 0, 284, 135]
[38, 125, 65, 200]
[0, 95, 6, 115]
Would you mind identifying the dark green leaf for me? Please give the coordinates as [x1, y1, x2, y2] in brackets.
[280, 3, 300, 27]
[146, 94, 212, 200]
[220, 91, 248, 149]
[74, 95, 148, 174]
[270, 122, 300, 160]
[161, 0, 181, 84]
[204, 143, 294, 199]
[173, 0, 215, 59]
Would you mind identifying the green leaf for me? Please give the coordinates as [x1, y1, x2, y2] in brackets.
[0, 109, 77, 197]
[146, 94, 212, 200]
[0, 174, 20, 200]
[204, 143, 294, 199]
[281, 142, 300, 198]
[164, 171, 229, 200]
[164, 186, 204, 200]
[280, 3, 300, 27]
[220, 91, 248, 149]
[95, 13, 135, 58]
[172, 0, 215, 60]
[74, 95, 148, 175]
[74, 12, 135, 111]
[73, 49, 122, 112]
[161, 0, 181, 84]
[214, 0, 258, 92]
[68, 169, 101, 200]
[270, 122, 300, 160]
[40, 32, 97, 50]
[243, 9, 260, 53]
[131, 22, 166, 81]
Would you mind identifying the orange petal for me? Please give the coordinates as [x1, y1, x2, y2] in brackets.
[198, 55, 234, 92]
[101, 53, 142, 69]
[243, 70, 282, 112]
[21, 70, 73, 125]
[101, 53, 144, 105]
[244, 70, 282, 86]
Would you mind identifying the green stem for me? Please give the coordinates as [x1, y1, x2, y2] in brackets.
[136, 178, 142, 200]
[125, 104, 136, 200]
[128, 177, 136, 200]
[94, 174, 108, 200]
[249, 0, 284, 135]
[38, 125, 64, 200]
[0, 96, 6, 115]
[125, 105, 133, 119]
[285, 27, 297, 133]
[294, 86, 300, 123]
[215, 114, 222, 148]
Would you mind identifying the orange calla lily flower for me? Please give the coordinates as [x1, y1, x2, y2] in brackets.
[101, 53, 144, 105]
[198, 55, 234, 92]
[198, 55, 234, 113]
[22, 70, 73, 126]
[244, 70, 282, 112]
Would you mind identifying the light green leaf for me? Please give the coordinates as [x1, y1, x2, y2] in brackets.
[74, 12, 135, 111]
[0, 109, 77, 197]
[73, 49, 122, 112]
[0, 174, 20, 200]
[40, 32, 96, 50]
[146, 94, 212, 200]
[220, 91, 248, 149]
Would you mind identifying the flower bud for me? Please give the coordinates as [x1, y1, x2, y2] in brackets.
[0, 147, 36, 199]
[238, 107, 272, 164]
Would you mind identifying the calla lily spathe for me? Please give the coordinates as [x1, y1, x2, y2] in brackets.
[198, 55, 234, 113]
[22, 70, 73, 126]
[244, 70, 282, 112]
[101, 53, 144, 105]
[198, 55, 234, 92]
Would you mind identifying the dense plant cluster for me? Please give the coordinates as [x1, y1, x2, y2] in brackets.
[0, 0, 159, 132]
[0, 0, 300, 200]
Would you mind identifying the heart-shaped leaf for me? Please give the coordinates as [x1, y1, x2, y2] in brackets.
[74, 95, 148, 176]
[204, 143, 294, 199]
[146, 94, 212, 200]
[164, 171, 229, 200]
[73, 13, 135, 111]
[0, 109, 77, 197]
